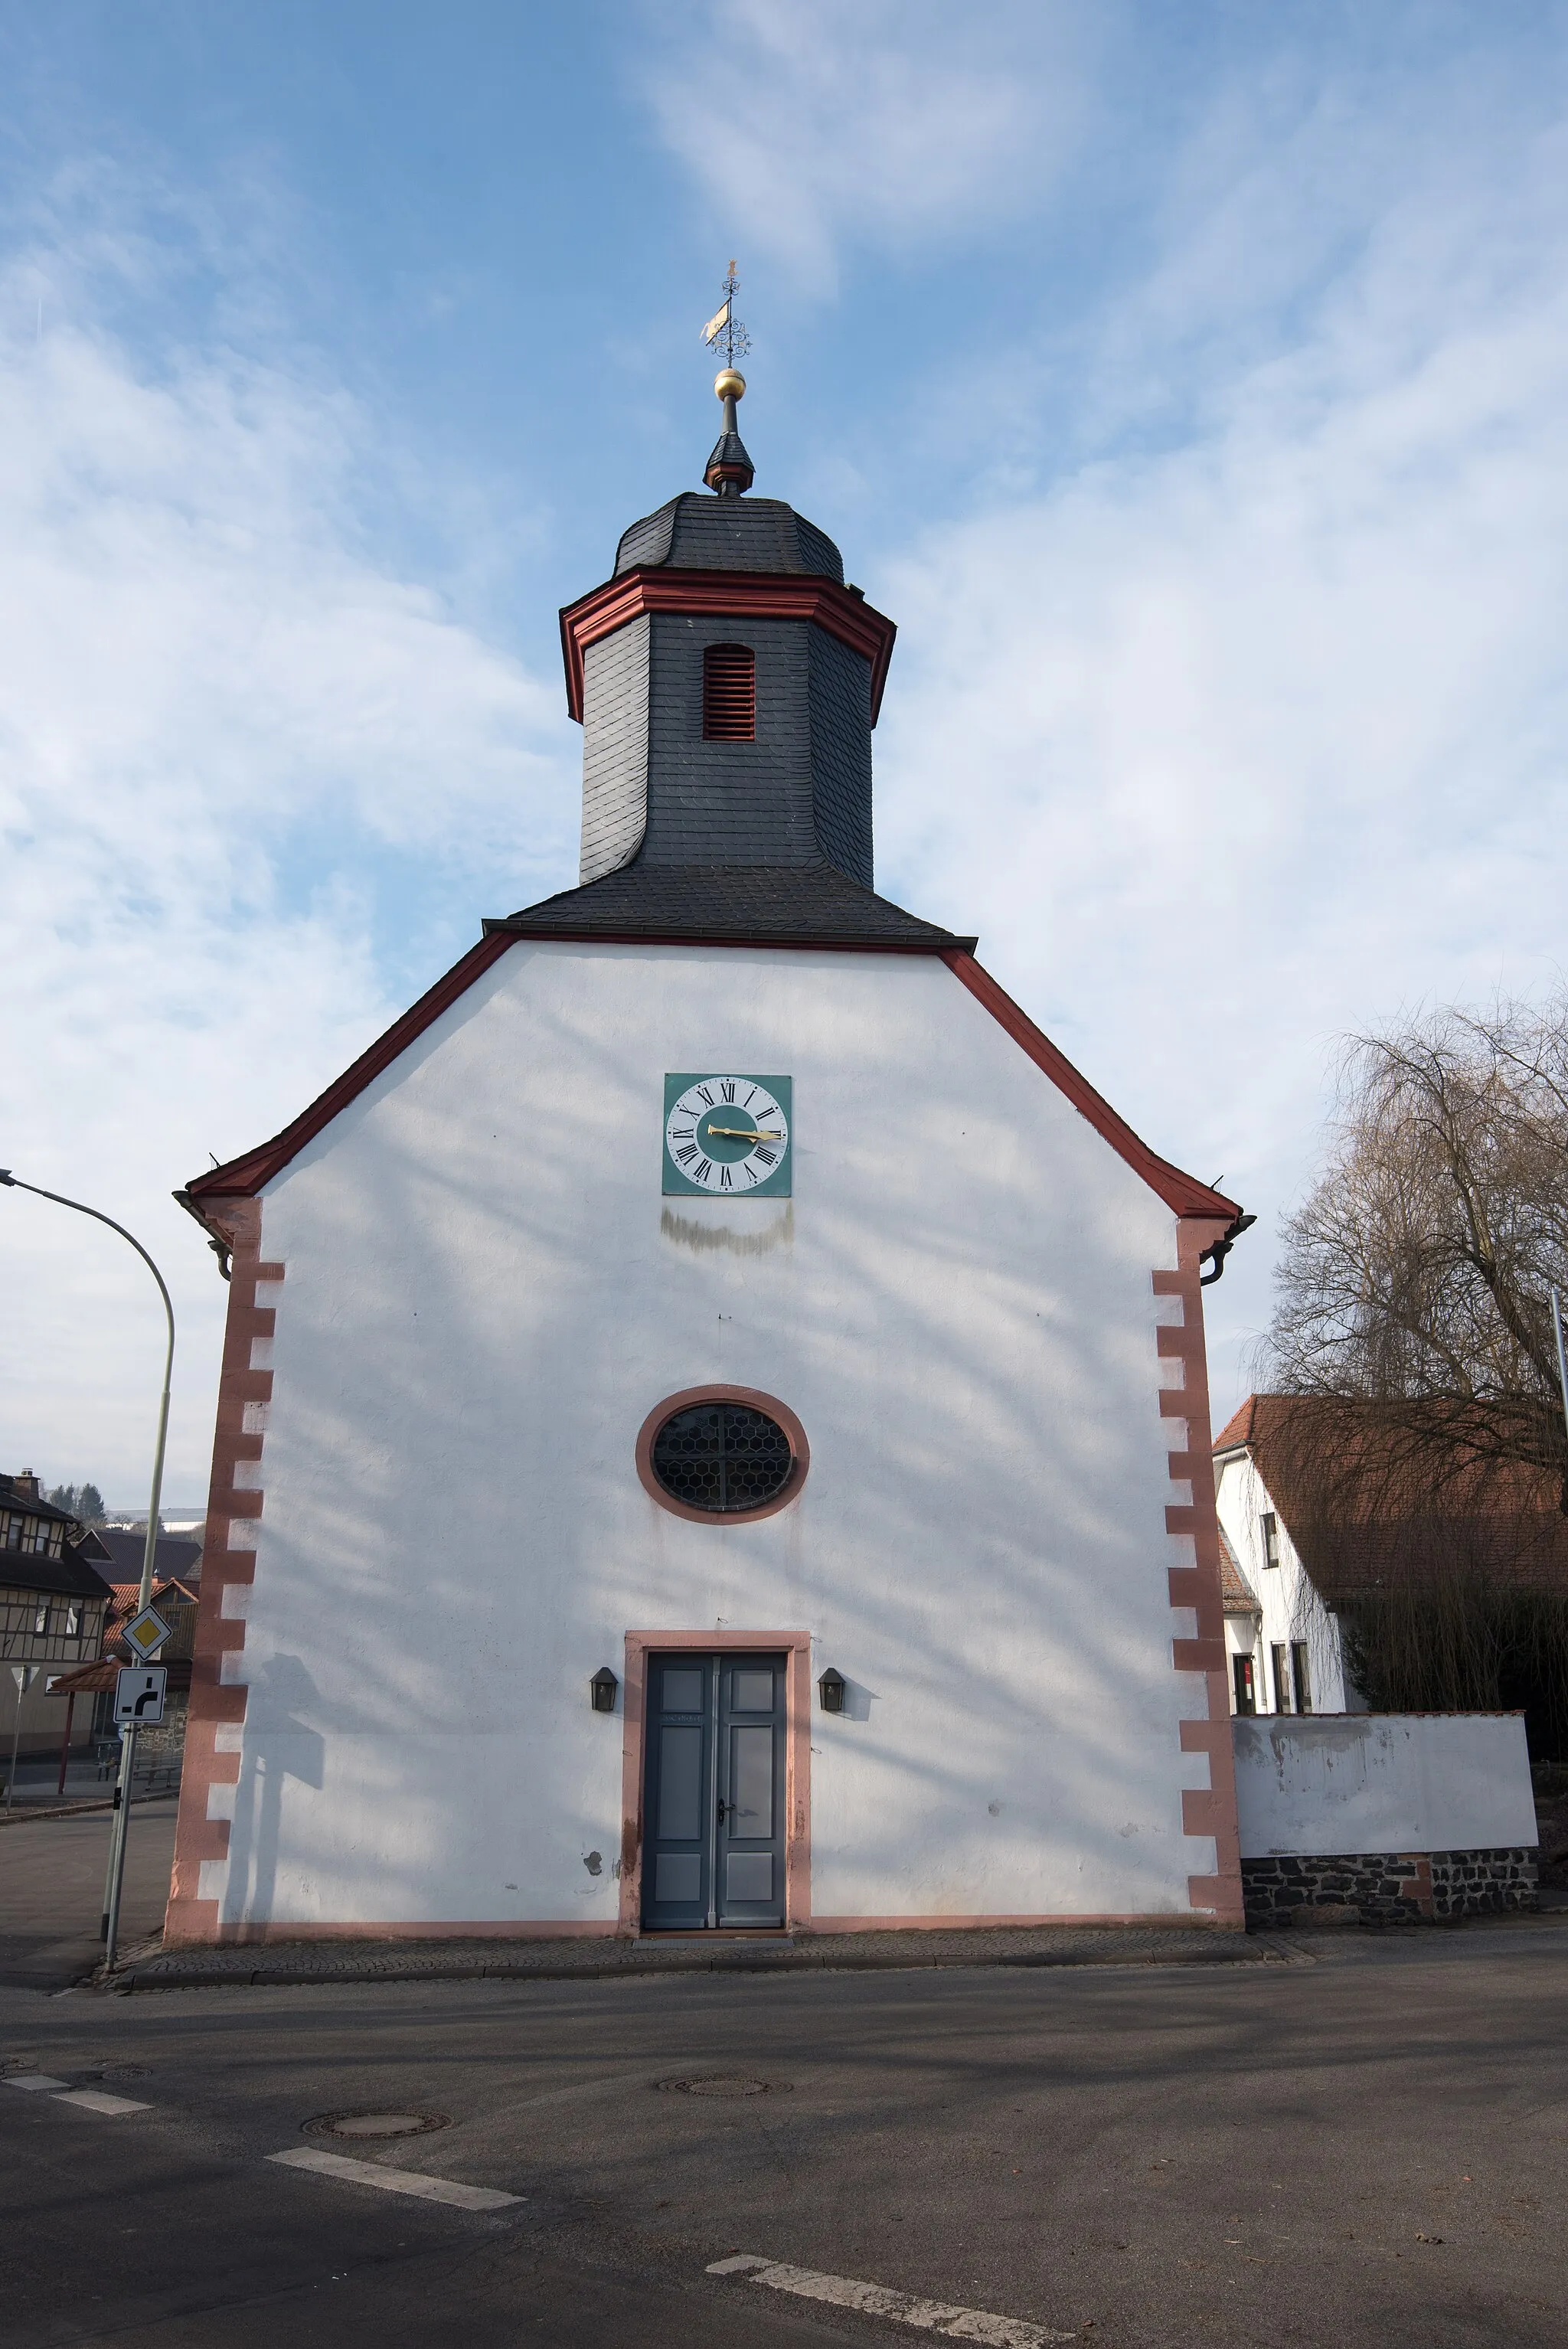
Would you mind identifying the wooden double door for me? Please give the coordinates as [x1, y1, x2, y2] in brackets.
[641, 1652, 786, 1930]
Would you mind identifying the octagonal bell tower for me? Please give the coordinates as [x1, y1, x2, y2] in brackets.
[558, 372, 896, 893]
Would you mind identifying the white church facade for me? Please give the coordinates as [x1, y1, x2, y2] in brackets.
[167, 384, 1250, 1945]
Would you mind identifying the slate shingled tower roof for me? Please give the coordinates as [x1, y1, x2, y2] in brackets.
[497, 375, 968, 952]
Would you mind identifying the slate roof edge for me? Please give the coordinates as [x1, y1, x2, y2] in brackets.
[482, 916, 978, 952]
[0, 1547, 116, 1601]
[0, 1482, 84, 1530]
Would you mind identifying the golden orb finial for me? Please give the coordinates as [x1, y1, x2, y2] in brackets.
[714, 367, 746, 402]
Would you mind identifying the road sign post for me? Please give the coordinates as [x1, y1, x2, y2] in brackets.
[115, 1666, 167, 1726]
[103, 1651, 172, 1963]
[5, 1664, 40, 1808]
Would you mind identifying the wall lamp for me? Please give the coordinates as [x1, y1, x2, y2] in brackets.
[590, 1667, 619, 1714]
[818, 1667, 846, 1714]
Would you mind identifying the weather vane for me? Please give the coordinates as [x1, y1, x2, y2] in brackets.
[701, 260, 750, 371]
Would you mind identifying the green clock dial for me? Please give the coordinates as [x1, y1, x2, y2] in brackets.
[664, 1073, 792, 1198]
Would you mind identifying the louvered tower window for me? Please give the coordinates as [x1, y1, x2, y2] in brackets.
[702, 643, 755, 740]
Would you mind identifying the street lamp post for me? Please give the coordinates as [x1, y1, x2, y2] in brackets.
[0, 1173, 175, 1969]
[1553, 1287, 1568, 1449]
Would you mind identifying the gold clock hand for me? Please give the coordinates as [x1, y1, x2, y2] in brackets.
[704, 1124, 782, 1142]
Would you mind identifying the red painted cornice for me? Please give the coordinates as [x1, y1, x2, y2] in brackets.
[558, 567, 897, 725]
[940, 949, 1240, 1224]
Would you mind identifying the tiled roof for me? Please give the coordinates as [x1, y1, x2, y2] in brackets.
[1212, 1396, 1263, 1455]
[488, 861, 972, 950]
[102, 1578, 198, 1659]
[1211, 1392, 1568, 1604]
[51, 1654, 192, 1697]
[1218, 1525, 1260, 1616]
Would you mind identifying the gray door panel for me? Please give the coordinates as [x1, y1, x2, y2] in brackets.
[716, 1656, 786, 1927]
[641, 1650, 786, 1932]
[640, 1657, 715, 1930]
[724, 1851, 775, 1903]
[656, 1724, 705, 1841]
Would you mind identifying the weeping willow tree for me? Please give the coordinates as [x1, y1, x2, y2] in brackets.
[1265, 998, 1568, 1754]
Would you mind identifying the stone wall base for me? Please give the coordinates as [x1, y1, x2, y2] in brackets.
[1243, 1847, 1537, 1928]
[129, 1694, 187, 1769]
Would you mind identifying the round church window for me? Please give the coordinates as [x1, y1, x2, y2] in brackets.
[637, 1387, 808, 1524]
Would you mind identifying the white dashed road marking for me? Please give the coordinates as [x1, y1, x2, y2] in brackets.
[5, 2076, 149, 2114]
[267, 2147, 523, 2211]
[51, 2089, 152, 2115]
[707, 2254, 1070, 2346]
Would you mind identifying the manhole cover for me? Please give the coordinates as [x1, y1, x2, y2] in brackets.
[302, 2109, 451, 2140]
[655, 2074, 785, 2098]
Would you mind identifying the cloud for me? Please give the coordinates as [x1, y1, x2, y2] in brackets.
[643, 0, 1096, 283]
[871, 91, 1568, 1413]
[0, 193, 573, 1497]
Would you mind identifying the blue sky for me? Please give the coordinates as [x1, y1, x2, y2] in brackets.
[3, 2, 1568, 1497]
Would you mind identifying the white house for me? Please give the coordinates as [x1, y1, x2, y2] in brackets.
[166, 383, 1250, 1947]
[1213, 1397, 1359, 1717]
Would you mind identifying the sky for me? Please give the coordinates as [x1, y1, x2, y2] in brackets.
[2, 0, 1567, 1501]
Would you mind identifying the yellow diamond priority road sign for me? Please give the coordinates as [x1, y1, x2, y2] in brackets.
[122, 1604, 172, 1660]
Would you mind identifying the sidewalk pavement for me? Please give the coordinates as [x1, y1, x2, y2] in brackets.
[0, 1758, 181, 1823]
[0, 1759, 119, 1814]
[0, 1797, 179, 1991]
[117, 1918, 1285, 1993]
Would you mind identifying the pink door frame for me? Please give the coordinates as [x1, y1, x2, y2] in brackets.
[619, 1629, 812, 1936]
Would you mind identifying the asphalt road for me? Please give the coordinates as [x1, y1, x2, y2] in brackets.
[4, 1915, 1566, 2348]
[0, 1798, 178, 1989]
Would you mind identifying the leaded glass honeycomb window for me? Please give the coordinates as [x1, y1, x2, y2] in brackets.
[650, 1401, 792, 1513]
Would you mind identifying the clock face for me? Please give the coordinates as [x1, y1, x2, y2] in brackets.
[663, 1073, 792, 1198]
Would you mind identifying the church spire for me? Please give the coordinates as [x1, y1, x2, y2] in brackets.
[701, 261, 755, 496]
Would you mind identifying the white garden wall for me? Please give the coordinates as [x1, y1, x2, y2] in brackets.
[1232, 1713, 1537, 1857]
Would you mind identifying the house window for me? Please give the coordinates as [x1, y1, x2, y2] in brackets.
[1292, 1642, 1312, 1714]
[1261, 1512, 1281, 1569]
[1271, 1643, 1292, 1713]
[1232, 1654, 1257, 1715]
[65, 1603, 80, 1637]
[33, 1601, 48, 1635]
[702, 642, 756, 740]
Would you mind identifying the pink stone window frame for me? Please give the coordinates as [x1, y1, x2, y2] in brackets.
[635, 1385, 809, 1527]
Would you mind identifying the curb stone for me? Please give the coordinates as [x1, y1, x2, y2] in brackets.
[103, 1923, 1295, 1994]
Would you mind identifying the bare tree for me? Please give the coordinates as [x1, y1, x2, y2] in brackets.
[1269, 995, 1568, 1508]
